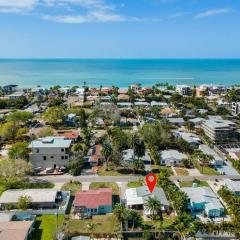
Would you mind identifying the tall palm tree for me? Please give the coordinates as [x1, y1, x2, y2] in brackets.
[128, 209, 141, 231]
[144, 196, 163, 221]
[101, 140, 113, 170]
[71, 143, 87, 158]
[113, 203, 126, 231]
[132, 159, 145, 173]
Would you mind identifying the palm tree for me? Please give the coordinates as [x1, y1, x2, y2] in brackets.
[128, 209, 141, 231]
[113, 203, 126, 231]
[101, 140, 113, 170]
[144, 196, 163, 221]
[71, 143, 87, 158]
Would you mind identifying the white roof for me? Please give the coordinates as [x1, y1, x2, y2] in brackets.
[28, 137, 72, 149]
[203, 119, 235, 129]
[0, 189, 58, 204]
[122, 149, 151, 163]
[161, 149, 187, 161]
[174, 131, 201, 144]
[224, 179, 240, 192]
[199, 144, 223, 161]
[125, 186, 169, 207]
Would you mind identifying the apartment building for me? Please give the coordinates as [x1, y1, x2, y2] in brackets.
[201, 119, 236, 143]
[232, 102, 240, 116]
[176, 85, 192, 96]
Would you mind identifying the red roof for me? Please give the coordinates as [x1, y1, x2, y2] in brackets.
[64, 132, 79, 139]
[74, 188, 112, 208]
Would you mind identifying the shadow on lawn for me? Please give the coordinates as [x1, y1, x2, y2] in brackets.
[32, 220, 43, 240]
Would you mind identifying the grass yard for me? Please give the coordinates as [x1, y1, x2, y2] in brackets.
[179, 180, 209, 188]
[193, 160, 220, 175]
[174, 167, 189, 176]
[33, 215, 64, 240]
[61, 181, 82, 196]
[144, 213, 175, 229]
[151, 165, 173, 175]
[97, 166, 134, 176]
[66, 214, 119, 237]
[127, 180, 144, 188]
[89, 182, 119, 195]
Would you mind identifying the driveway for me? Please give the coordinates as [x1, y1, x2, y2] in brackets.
[216, 161, 239, 176]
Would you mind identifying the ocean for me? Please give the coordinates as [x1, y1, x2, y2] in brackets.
[0, 59, 239, 88]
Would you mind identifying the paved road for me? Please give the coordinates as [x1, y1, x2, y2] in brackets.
[33, 173, 240, 185]
[33, 174, 140, 184]
[170, 175, 240, 181]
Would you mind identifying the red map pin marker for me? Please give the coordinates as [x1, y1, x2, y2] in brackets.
[146, 173, 157, 193]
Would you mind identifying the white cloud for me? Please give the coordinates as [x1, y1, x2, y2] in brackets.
[0, 0, 37, 12]
[195, 8, 231, 18]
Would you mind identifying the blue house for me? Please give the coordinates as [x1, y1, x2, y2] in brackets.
[182, 186, 224, 218]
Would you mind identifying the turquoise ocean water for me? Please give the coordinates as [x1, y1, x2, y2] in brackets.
[0, 59, 239, 88]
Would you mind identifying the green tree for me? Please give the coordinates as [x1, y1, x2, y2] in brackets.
[0, 121, 19, 141]
[101, 140, 113, 170]
[8, 142, 29, 160]
[17, 195, 32, 210]
[132, 159, 145, 173]
[78, 108, 88, 128]
[38, 126, 54, 138]
[144, 196, 163, 221]
[113, 203, 126, 231]
[0, 159, 33, 186]
[87, 222, 99, 239]
[7, 111, 33, 124]
[43, 106, 65, 126]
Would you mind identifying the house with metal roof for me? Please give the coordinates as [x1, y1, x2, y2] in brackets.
[181, 186, 224, 218]
[173, 131, 201, 149]
[199, 144, 224, 166]
[125, 186, 169, 216]
[122, 149, 151, 166]
[224, 179, 240, 196]
[28, 136, 72, 170]
[160, 149, 187, 166]
[0, 189, 60, 209]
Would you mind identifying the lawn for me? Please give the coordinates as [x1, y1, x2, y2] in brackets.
[144, 213, 175, 229]
[89, 182, 119, 195]
[61, 181, 82, 196]
[193, 160, 220, 175]
[174, 167, 189, 176]
[151, 165, 173, 175]
[127, 180, 144, 188]
[32, 215, 64, 240]
[66, 214, 119, 237]
[97, 166, 134, 176]
[179, 180, 209, 188]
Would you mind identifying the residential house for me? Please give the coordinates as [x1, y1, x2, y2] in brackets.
[28, 136, 72, 169]
[199, 144, 224, 167]
[173, 131, 201, 149]
[150, 101, 168, 108]
[131, 84, 141, 93]
[3, 84, 18, 94]
[122, 149, 151, 165]
[189, 118, 205, 128]
[117, 94, 130, 102]
[117, 102, 133, 109]
[160, 149, 187, 166]
[0, 189, 63, 209]
[201, 119, 236, 143]
[88, 144, 102, 167]
[6, 91, 25, 99]
[73, 188, 112, 219]
[224, 179, 240, 196]
[64, 132, 80, 143]
[167, 117, 185, 127]
[125, 186, 169, 216]
[182, 186, 224, 218]
[161, 107, 178, 118]
[66, 113, 77, 127]
[0, 220, 34, 240]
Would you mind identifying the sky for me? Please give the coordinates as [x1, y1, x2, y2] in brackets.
[0, 0, 239, 58]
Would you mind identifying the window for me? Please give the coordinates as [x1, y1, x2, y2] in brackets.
[95, 209, 97, 212]
[51, 156, 54, 159]
[91, 209, 94, 212]
[43, 156, 47, 160]
[65, 156, 68, 159]
[36, 149, 39, 153]
[61, 156, 64, 160]
[61, 148, 64, 152]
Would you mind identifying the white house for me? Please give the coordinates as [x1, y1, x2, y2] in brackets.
[160, 149, 187, 166]
[224, 179, 240, 196]
[125, 186, 169, 216]
[173, 131, 201, 149]
[28, 136, 72, 169]
[122, 149, 151, 165]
